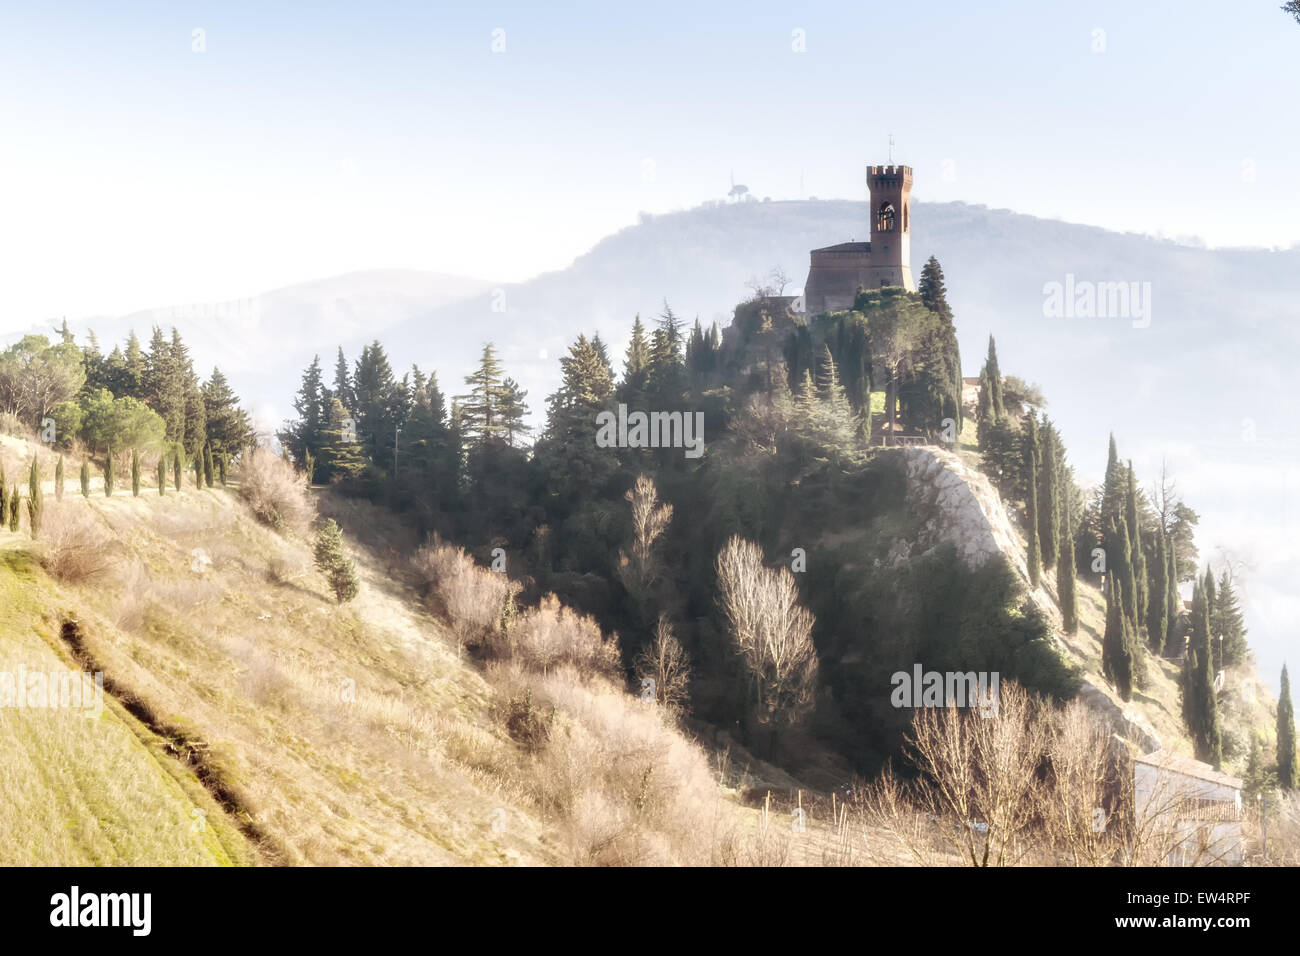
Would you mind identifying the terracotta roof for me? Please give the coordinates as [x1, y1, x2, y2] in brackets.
[1135, 750, 1242, 790]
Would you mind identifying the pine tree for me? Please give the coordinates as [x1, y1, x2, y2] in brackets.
[621, 315, 651, 403]
[281, 356, 326, 466]
[498, 377, 531, 447]
[1278, 663, 1297, 791]
[203, 442, 215, 487]
[1024, 417, 1042, 588]
[317, 398, 367, 480]
[104, 447, 114, 497]
[131, 448, 141, 496]
[1214, 572, 1248, 666]
[314, 518, 360, 604]
[157, 456, 166, 495]
[1102, 576, 1134, 701]
[538, 335, 618, 505]
[202, 366, 253, 462]
[27, 459, 42, 538]
[647, 302, 686, 397]
[460, 343, 509, 446]
[55, 455, 64, 500]
[80, 460, 90, 498]
[1057, 472, 1078, 634]
[123, 330, 147, 398]
[333, 347, 355, 415]
[918, 255, 953, 323]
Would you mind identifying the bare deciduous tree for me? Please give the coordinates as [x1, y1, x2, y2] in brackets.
[633, 614, 691, 714]
[715, 536, 818, 737]
[617, 474, 673, 601]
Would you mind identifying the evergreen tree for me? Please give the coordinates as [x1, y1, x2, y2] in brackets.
[1279, 663, 1297, 791]
[538, 335, 618, 506]
[983, 335, 1004, 421]
[173, 449, 183, 491]
[917, 255, 953, 323]
[104, 447, 114, 497]
[202, 367, 252, 462]
[314, 518, 360, 604]
[1024, 417, 1042, 588]
[281, 356, 327, 466]
[218, 453, 227, 486]
[157, 456, 166, 496]
[1147, 526, 1169, 652]
[1126, 463, 1147, 629]
[317, 398, 367, 480]
[145, 326, 186, 440]
[352, 340, 405, 467]
[647, 302, 686, 397]
[460, 343, 509, 446]
[1057, 471, 1078, 635]
[55, 455, 64, 501]
[123, 330, 147, 398]
[1102, 433, 1124, 525]
[498, 377, 531, 448]
[203, 442, 215, 487]
[1214, 572, 1248, 666]
[1037, 418, 1060, 570]
[1102, 576, 1134, 701]
[332, 347, 355, 415]
[80, 460, 90, 498]
[1184, 579, 1222, 767]
[620, 315, 651, 402]
[27, 459, 42, 538]
[1165, 540, 1180, 654]
[131, 448, 141, 496]
[8, 485, 19, 532]
[193, 451, 203, 488]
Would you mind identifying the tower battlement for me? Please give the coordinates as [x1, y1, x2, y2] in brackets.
[867, 165, 913, 184]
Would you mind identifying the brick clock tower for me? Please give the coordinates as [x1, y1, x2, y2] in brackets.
[801, 162, 916, 315]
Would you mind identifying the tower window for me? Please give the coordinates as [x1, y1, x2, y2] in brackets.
[904, 203, 909, 232]
[877, 202, 896, 232]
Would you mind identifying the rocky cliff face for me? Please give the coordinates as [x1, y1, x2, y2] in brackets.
[896, 445, 1162, 754]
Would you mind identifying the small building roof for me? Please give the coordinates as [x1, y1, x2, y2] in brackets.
[1134, 749, 1243, 790]
[811, 241, 872, 254]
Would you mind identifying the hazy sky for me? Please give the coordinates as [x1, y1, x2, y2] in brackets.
[1, 0, 1296, 327]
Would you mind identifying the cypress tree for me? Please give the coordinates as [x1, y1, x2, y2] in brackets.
[1037, 419, 1059, 570]
[1204, 568, 1218, 660]
[203, 443, 215, 487]
[173, 450, 183, 491]
[157, 456, 166, 496]
[55, 455, 64, 500]
[104, 447, 114, 497]
[1024, 418, 1041, 588]
[218, 453, 227, 486]
[27, 459, 42, 538]
[8, 486, 18, 532]
[193, 451, 203, 488]
[1102, 576, 1133, 701]
[984, 336, 1004, 421]
[1185, 579, 1222, 767]
[1056, 471, 1078, 634]
[80, 460, 90, 498]
[1279, 663, 1297, 791]
[1126, 463, 1147, 624]
[1165, 540, 1179, 654]
[131, 448, 141, 496]
[1147, 526, 1168, 652]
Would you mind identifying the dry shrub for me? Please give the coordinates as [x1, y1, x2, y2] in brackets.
[506, 595, 620, 678]
[410, 536, 515, 647]
[525, 666, 718, 866]
[236, 448, 314, 535]
[38, 505, 114, 584]
[503, 689, 553, 752]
